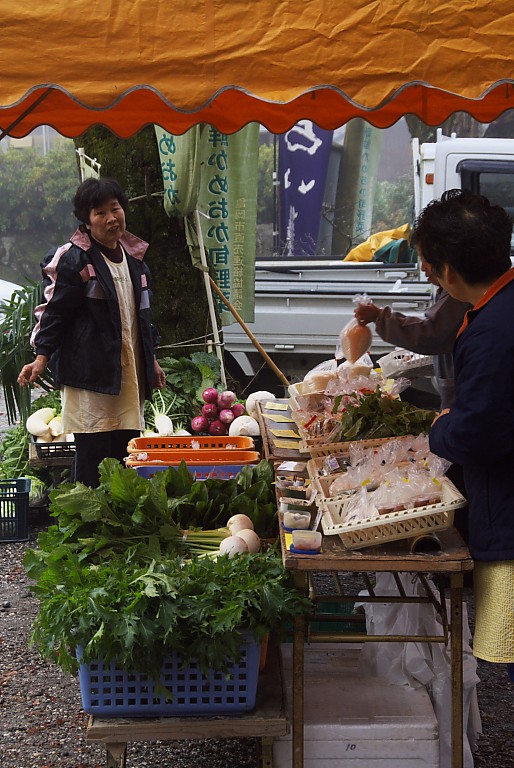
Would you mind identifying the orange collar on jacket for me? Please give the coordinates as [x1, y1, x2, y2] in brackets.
[457, 267, 514, 337]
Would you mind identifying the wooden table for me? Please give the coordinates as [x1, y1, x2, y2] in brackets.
[86, 642, 288, 767]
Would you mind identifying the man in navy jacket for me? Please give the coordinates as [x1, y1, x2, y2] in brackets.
[411, 189, 514, 673]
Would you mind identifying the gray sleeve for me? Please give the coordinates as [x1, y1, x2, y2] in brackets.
[374, 292, 469, 355]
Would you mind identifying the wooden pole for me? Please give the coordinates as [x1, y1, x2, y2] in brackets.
[208, 276, 290, 387]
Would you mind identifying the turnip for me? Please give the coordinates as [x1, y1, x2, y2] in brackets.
[245, 391, 276, 418]
[228, 415, 260, 437]
[217, 390, 236, 409]
[218, 408, 235, 425]
[227, 513, 254, 533]
[201, 402, 218, 420]
[219, 535, 249, 557]
[191, 415, 209, 433]
[209, 419, 228, 436]
[202, 387, 219, 404]
[231, 402, 246, 418]
[235, 528, 261, 553]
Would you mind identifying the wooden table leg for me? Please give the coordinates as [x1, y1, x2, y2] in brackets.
[105, 742, 127, 768]
[259, 735, 274, 767]
[450, 572, 464, 768]
[292, 612, 306, 768]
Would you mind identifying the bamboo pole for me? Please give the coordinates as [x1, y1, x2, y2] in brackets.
[208, 276, 290, 387]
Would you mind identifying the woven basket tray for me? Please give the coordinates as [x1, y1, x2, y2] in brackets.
[319, 477, 465, 550]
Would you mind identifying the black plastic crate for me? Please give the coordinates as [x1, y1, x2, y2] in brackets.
[32, 437, 76, 459]
[0, 478, 30, 542]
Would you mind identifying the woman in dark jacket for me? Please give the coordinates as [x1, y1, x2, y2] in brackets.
[412, 189, 514, 678]
[18, 177, 166, 487]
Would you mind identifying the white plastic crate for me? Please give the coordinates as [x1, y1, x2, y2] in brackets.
[274, 643, 439, 768]
[319, 477, 465, 549]
[377, 348, 434, 380]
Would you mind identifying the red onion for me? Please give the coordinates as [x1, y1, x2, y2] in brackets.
[208, 419, 228, 436]
[231, 402, 246, 418]
[219, 408, 235, 424]
[201, 403, 218, 420]
[191, 415, 209, 433]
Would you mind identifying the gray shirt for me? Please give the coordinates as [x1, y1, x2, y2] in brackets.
[375, 289, 470, 409]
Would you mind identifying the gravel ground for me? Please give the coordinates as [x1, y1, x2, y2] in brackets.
[0, 519, 512, 768]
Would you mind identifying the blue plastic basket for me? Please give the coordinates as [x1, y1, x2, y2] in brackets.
[78, 637, 261, 716]
[134, 464, 249, 480]
[0, 478, 30, 542]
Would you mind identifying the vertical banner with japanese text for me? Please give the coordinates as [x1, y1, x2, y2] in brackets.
[278, 120, 333, 257]
[155, 123, 259, 324]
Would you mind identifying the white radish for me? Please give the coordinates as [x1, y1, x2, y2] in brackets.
[26, 407, 56, 436]
[154, 414, 174, 436]
[228, 415, 260, 437]
[227, 514, 254, 533]
[47, 415, 63, 437]
[36, 433, 53, 443]
[235, 528, 261, 553]
[219, 535, 249, 557]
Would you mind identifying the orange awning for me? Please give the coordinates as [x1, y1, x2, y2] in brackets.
[2, 0, 514, 137]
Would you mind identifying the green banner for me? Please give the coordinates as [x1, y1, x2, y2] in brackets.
[155, 123, 259, 324]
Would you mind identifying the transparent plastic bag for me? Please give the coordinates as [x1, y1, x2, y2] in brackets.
[337, 294, 373, 363]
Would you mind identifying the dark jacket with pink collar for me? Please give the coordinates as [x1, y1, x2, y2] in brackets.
[32, 227, 159, 399]
[429, 270, 514, 562]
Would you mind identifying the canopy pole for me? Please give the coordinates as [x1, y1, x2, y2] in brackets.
[0, 87, 53, 142]
[193, 209, 227, 389]
[208, 275, 290, 388]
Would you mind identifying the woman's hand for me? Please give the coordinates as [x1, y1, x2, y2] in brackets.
[153, 358, 167, 389]
[17, 355, 48, 387]
[354, 303, 382, 325]
[432, 408, 450, 425]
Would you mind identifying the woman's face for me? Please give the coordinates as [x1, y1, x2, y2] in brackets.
[88, 197, 126, 248]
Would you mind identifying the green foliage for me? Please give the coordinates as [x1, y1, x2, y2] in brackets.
[145, 353, 222, 429]
[24, 458, 306, 678]
[372, 175, 414, 232]
[258, 142, 275, 224]
[0, 141, 79, 282]
[0, 282, 57, 424]
[331, 389, 436, 442]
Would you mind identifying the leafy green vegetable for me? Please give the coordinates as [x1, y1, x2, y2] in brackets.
[331, 389, 436, 442]
[24, 458, 305, 679]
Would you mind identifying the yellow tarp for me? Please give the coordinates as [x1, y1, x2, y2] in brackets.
[344, 224, 410, 262]
[2, 0, 514, 137]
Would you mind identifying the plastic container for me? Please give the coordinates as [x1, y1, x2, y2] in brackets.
[376, 348, 434, 380]
[32, 437, 75, 459]
[125, 449, 260, 465]
[0, 478, 30, 542]
[77, 636, 261, 717]
[134, 464, 252, 480]
[319, 476, 465, 550]
[127, 435, 255, 453]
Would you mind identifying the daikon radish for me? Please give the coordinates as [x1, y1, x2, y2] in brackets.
[26, 407, 56, 437]
[339, 320, 372, 363]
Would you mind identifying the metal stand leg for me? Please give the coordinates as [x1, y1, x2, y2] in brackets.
[260, 735, 274, 767]
[450, 573, 464, 768]
[292, 613, 306, 768]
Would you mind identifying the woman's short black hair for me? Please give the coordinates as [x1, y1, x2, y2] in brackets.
[411, 189, 512, 285]
[72, 178, 129, 224]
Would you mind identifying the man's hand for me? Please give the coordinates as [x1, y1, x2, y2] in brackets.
[17, 355, 48, 387]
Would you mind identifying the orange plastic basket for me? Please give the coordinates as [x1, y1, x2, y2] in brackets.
[125, 449, 260, 467]
[127, 435, 255, 453]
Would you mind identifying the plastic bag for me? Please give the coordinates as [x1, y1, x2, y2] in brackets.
[338, 294, 373, 363]
[302, 359, 338, 393]
[358, 573, 481, 768]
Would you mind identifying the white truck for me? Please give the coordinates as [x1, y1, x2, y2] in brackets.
[223, 131, 514, 387]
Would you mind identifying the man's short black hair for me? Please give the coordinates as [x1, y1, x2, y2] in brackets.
[73, 178, 129, 224]
[411, 189, 513, 285]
